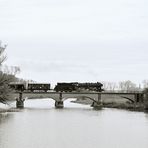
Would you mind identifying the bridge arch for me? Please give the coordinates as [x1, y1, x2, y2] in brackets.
[24, 96, 57, 102]
[119, 96, 135, 103]
[62, 95, 99, 104]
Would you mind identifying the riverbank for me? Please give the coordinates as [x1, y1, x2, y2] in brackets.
[71, 100, 148, 112]
[0, 108, 20, 113]
[102, 102, 146, 112]
[0, 103, 19, 113]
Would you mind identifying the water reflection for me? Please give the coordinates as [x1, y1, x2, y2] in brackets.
[144, 112, 148, 123]
[0, 99, 148, 148]
[0, 112, 14, 124]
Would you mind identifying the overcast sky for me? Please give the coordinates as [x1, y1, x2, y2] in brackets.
[0, 0, 148, 85]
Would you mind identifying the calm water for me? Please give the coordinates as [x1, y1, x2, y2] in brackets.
[0, 99, 148, 148]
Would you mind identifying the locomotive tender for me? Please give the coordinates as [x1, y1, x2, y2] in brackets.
[9, 82, 103, 92]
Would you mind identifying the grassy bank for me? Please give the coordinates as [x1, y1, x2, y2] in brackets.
[0, 103, 20, 113]
[0, 108, 20, 113]
[71, 98, 148, 112]
[102, 102, 146, 111]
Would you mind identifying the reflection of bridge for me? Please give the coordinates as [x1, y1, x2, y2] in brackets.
[12, 91, 144, 109]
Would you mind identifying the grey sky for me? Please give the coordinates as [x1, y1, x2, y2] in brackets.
[0, 0, 148, 84]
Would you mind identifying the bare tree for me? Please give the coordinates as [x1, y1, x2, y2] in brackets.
[0, 42, 13, 104]
[118, 80, 138, 92]
[101, 81, 117, 92]
[2, 65, 21, 75]
[0, 41, 7, 65]
[142, 80, 148, 89]
[0, 72, 13, 104]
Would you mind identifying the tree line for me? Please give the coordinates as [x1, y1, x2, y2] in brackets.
[101, 80, 148, 92]
[0, 42, 21, 104]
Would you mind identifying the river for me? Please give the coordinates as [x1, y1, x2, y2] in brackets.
[0, 98, 148, 148]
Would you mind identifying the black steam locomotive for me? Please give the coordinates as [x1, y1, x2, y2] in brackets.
[9, 82, 103, 92]
[54, 82, 103, 92]
[54, 82, 78, 92]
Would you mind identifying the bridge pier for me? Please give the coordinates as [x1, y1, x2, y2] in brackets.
[91, 102, 102, 109]
[55, 93, 64, 108]
[91, 93, 102, 109]
[55, 101, 64, 108]
[135, 93, 144, 103]
[16, 92, 25, 108]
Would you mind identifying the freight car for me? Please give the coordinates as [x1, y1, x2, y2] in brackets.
[27, 83, 51, 92]
[8, 82, 51, 92]
[8, 82, 26, 91]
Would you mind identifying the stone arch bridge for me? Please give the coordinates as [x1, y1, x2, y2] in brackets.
[11, 91, 144, 109]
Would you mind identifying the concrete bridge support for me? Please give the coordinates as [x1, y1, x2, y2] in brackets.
[55, 93, 64, 108]
[55, 101, 64, 108]
[135, 93, 144, 103]
[91, 93, 102, 109]
[16, 92, 25, 108]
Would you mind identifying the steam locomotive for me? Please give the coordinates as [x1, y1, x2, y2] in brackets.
[9, 82, 103, 92]
[54, 82, 103, 92]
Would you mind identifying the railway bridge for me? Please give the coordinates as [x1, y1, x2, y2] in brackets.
[12, 91, 144, 109]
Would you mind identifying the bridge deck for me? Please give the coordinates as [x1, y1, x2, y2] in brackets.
[13, 91, 143, 95]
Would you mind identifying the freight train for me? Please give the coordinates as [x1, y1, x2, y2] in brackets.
[9, 82, 103, 92]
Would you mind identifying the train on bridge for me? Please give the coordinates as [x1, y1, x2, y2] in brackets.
[8, 82, 104, 92]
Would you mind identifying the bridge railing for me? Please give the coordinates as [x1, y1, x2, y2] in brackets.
[104, 90, 143, 93]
